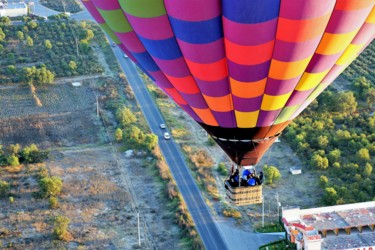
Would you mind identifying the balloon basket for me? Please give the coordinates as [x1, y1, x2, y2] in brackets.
[225, 180, 262, 206]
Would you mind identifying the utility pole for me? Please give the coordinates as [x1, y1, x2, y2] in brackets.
[95, 95, 99, 117]
[262, 195, 265, 227]
[276, 192, 280, 220]
[137, 212, 141, 247]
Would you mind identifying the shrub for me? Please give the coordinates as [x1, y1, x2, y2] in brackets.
[217, 163, 228, 176]
[39, 176, 63, 198]
[0, 181, 10, 198]
[49, 196, 59, 209]
[53, 215, 70, 240]
[6, 155, 20, 167]
[263, 165, 281, 184]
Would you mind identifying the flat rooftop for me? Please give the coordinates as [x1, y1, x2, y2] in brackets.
[1, 3, 27, 9]
[322, 233, 375, 250]
[301, 207, 375, 231]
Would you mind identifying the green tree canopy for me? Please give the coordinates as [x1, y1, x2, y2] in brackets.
[263, 165, 281, 184]
[116, 107, 137, 127]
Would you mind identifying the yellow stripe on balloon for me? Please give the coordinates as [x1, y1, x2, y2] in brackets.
[261, 93, 291, 111]
[235, 110, 259, 128]
[295, 70, 329, 91]
[269, 56, 312, 80]
[274, 106, 299, 124]
[316, 29, 359, 55]
[336, 44, 362, 65]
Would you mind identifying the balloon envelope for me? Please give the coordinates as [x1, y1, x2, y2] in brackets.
[83, 0, 375, 165]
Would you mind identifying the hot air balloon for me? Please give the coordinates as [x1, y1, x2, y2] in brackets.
[82, 0, 375, 205]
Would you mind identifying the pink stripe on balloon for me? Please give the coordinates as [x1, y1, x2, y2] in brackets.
[177, 39, 225, 64]
[265, 77, 300, 96]
[115, 32, 146, 53]
[305, 53, 341, 73]
[148, 71, 174, 89]
[125, 14, 174, 40]
[273, 38, 321, 62]
[81, 0, 105, 23]
[280, 0, 335, 20]
[326, 8, 373, 34]
[152, 57, 191, 78]
[164, 0, 221, 21]
[257, 110, 281, 127]
[285, 90, 312, 106]
[352, 22, 375, 45]
[223, 17, 277, 46]
[91, 0, 120, 10]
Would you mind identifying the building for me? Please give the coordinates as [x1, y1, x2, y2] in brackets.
[282, 202, 375, 249]
[0, 2, 27, 17]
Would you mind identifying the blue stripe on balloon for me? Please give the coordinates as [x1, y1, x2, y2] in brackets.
[223, 0, 280, 24]
[133, 51, 160, 72]
[168, 15, 223, 44]
[139, 36, 182, 60]
[137, 64, 155, 81]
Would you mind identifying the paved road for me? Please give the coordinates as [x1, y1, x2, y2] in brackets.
[113, 48, 229, 250]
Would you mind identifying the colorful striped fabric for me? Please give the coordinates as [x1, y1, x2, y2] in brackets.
[83, 0, 375, 165]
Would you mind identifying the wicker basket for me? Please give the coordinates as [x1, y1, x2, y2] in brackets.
[225, 180, 263, 206]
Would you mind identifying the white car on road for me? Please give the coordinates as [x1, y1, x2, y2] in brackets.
[163, 132, 170, 140]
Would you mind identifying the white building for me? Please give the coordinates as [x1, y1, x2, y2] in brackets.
[0, 2, 28, 17]
[282, 202, 375, 249]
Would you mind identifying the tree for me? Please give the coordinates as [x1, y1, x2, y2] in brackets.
[328, 149, 341, 163]
[143, 133, 158, 151]
[366, 88, 375, 109]
[16, 31, 24, 40]
[263, 165, 281, 184]
[310, 154, 329, 170]
[44, 39, 52, 49]
[68, 60, 77, 71]
[323, 187, 338, 205]
[39, 176, 63, 198]
[116, 107, 137, 127]
[335, 91, 357, 113]
[114, 128, 123, 141]
[53, 215, 70, 240]
[7, 155, 20, 167]
[85, 29, 94, 40]
[28, 21, 38, 29]
[26, 36, 33, 47]
[6, 65, 16, 74]
[0, 16, 11, 26]
[319, 175, 328, 187]
[0, 28, 5, 42]
[353, 77, 371, 99]
[356, 148, 370, 163]
[317, 135, 329, 149]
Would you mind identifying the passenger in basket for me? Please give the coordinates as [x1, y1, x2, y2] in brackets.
[229, 168, 239, 187]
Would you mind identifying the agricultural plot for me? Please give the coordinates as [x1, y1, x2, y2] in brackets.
[0, 83, 104, 148]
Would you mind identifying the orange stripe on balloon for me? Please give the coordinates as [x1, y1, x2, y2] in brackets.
[164, 88, 187, 105]
[203, 94, 233, 112]
[164, 74, 200, 94]
[335, 0, 374, 11]
[185, 58, 228, 82]
[277, 14, 331, 43]
[225, 39, 274, 65]
[230, 77, 267, 98]
[191, 107, 219, 126]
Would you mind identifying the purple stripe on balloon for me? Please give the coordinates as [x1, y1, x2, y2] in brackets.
[177, 39, 225, 64]
[125, 14, 174, 40]
[257, 110, 281, 127]
[164, 0, 220, 21]
[265, 77, 299, 95]
[81, 0, 105, 23]
[212, 111, 237, 128]
[280, 0, 335, 20]
[227, 60, 271, 82]
[153, 57, 191, 78]
[195, 78, 231, 97]
[223, 17, 277, 46]
[118, 44, 137, 62]
[180, 104, 203, 123]
[91, 0, 120, 10]
[326, 8, 372, 34]
[149, 71, 174, 89]
[305, 53, 341, 73]
[181, 93, 209, 109]
[352, 23, 375, 45]
[285, 90, 312, 106]
[232, 95, 263, 112]
[115, 32, 146, 53]
[273, 38, 320, 62]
